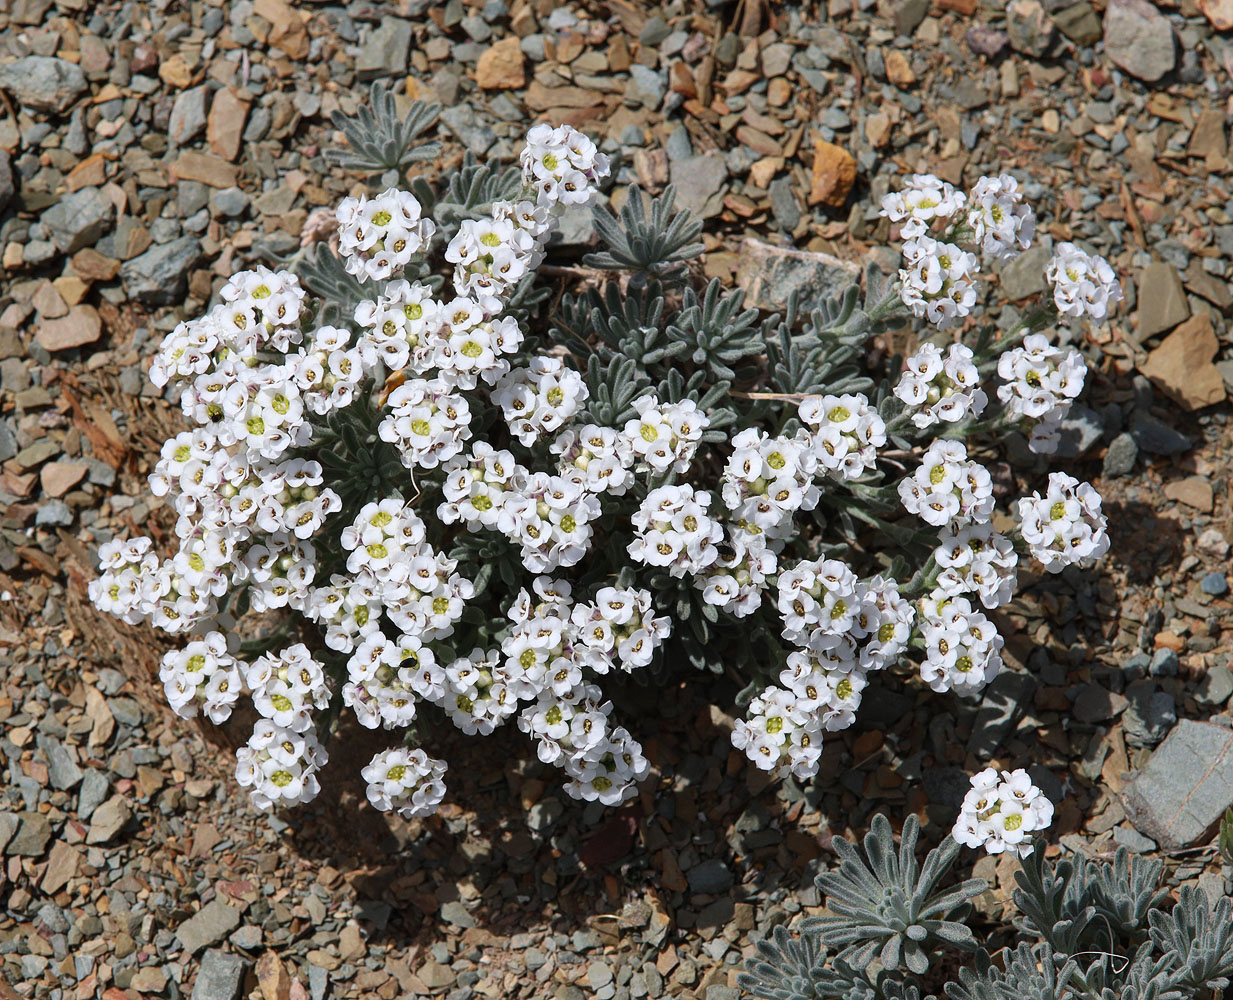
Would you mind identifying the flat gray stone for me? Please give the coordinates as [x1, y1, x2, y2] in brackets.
[6, 812, 53, 856]
[169, 85, 210, 146]
[0, 812, 20, 853]
[967, 670, 1037, 759]
[86, 796, 131, 844]
[1073, 683, 1128, 723]
[121, 236, 202, 306]
[1120, 720, 1233, 849]
[40, 738, 84, 790]
[1196, 666, 1233, 708]
[627, 64, 665, 108]
[0, 151, 13, 215]
[1102, 431, 1138, 476]
[670, 153, 729, 220]
[77, 769, 109, 820]
[1054, 404, 1103, 457]
[1103, 0, 1177, 82]
[357, 19, 413, 80]
[0, 56, 87, 113]
[177, 900, 242, 955]
[1135, 261, 1189, 340]
[998, 243, 1052, 300]
[440, 104, 496, 156]
[439, 900, 476, 928]
[735, 237, 861, 312]
[686, 858, 733, 895]
[1131, 412, 1191, 455]
[42, 187, 115, 254]
[192, 949, 248, 1000]
[1123, 680, 1176, 748]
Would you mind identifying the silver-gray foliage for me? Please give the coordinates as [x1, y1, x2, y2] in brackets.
[741, 826, 1233, 1000]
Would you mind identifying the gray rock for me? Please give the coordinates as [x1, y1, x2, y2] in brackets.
[192, 949, 247, 1000]
[527, 797, 564, 834]
[121, 236, 202, 306]
[41, 738, 84, 790]
[0, 813, 18, 853]
[308, 964, 329, 1000]
[0, 56, 88, 113]
[1007, 0, 1056, 56]
[965, 24, 1010, 57]
[894, 0, 930, 35]
[357, 19, 413, 80]
[0, 151, 13, 214]
[921, 767, 974, 809]
[1073, 683, 1128, 723]
[439, 900, 476, 928]
[670, 153, 729, 220]
[1148, 649, 1178, 677]
[176, 900, 242, 955]
[1135, 261, 1188, 340]
[735, 237, 862, 312]
[42, 187, 115, 254]
[1201, 572, 1228, 597]
[769, 176, 801, 232]
[86, 796, 131, 844]
[1052, 1, 1102, 44]
[686, 859, 733, 895]
[1123, 680, 1176, 747]
[77, 769, 109, 820]
[998, 244, 1052, 300]
[967, 671, 1037, 759]
[36, 501, 73, 527]
[1103, 0, 1177, 83]
[210, 187, 249, 217]
[1112, 825, 1156, 853]
[440, 105, 496, 156]
[1196, 666, 1233, 708]
[706, 988, 740, 1000]
[1130, 413, 1191, 455]
[169, 86, 210, 146]
[627, 64, 665, 108]
[1120, 719, 1233, 848]
[179, 180, 211, 217]
[6, 812, 53, 856]
[1102, 432, 1138, 476]
[1054, 404, 1103, 457]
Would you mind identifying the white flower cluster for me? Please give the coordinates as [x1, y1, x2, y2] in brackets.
[94, 124, 1114, 837]
[624, 395, 707, 474]
[917, 592, 1004, 695]
[894, 343, 988, 429]
[797, 393, 886, 481]
[966, 174, 1035, 260]
[899, 237, 979, 330]
[337, 188, 436, 283]
[1017, 472, 1110, 572]
[898, 439, 994, 527]
[996, 333, 1086, 454]
[879, 173, 966, 239]
[159, 631, 242, 724]
[493, 357, 589, 445]
[952, 768, 1054, 858]
[734, 566, 913, 777]
[520, 123, 611, 207]
[1046, 242, 1123, 320]
[628, 485, 723, 577]
[362, 748, 447, 819]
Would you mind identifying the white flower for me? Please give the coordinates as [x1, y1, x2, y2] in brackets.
[721, 427, 820, 539]
[934, 522, 1019, 610]
[159, 631, 243, 723]
[918, 592, 1003, 695]
[951, 768, 1054, 858]
[493, 357, 588, 446]
[797, 393, 885, 480]
[362, 748, 447, 818]
[551, 424, 635, 495]
[880, 173, 966, 239]
[966, 174, 1035, 260]
[898, 439, 994, 527]
[379, 377, 472, 470]
[1017, 472, 1110, 572]
[628, 484, 723, 577]
[623, 394, 708, 475]
[893, 343, 988, 429]
[1045, 243, 1122, 320]
[337, 188, 436, 283]
[731, 686, 823, 779]
[520, 124, 611, 207]
[235, 719, 329, 810]
[996, 333, 1086, 455]
[898, 237, 980, 330]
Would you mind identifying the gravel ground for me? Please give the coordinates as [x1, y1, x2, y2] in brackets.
[3, 0, 1233, 997]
